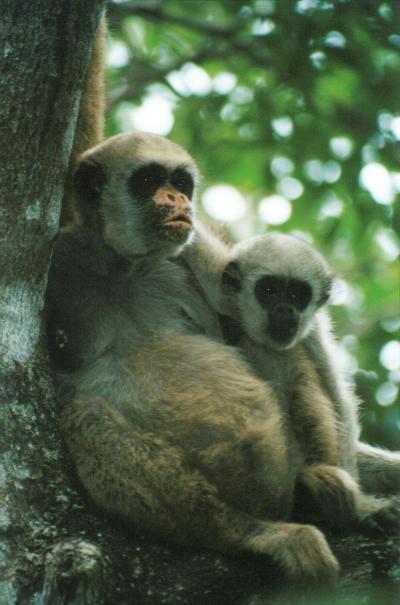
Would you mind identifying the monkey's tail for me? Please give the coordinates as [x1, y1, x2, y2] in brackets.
[357, 441, 400, 494]
[60, 14, 107, 226]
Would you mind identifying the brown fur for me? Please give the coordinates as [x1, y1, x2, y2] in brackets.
[287, 345, 339, 467]
[285, 347, 361, 529]
[47, 132, 343, 583]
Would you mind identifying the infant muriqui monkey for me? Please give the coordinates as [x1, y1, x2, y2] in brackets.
[220, 232, 399, 531]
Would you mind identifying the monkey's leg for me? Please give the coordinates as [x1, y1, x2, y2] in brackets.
[357, 442, 400, 494]
[133, 334, 295, 519]
[304, 313, 359, 477]
[289, 348, 339, 467]
[60, 396, 339, 583]
[290, 351, 362, 530]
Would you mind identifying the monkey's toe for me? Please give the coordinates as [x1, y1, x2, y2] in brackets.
[359, 496, 400, 536]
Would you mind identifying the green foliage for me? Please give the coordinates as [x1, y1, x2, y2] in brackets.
[107, 0, 399, 448]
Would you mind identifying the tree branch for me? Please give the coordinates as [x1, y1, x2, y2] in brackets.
[107, 0, 273, 105]
[108, 43, 230, 106]
[110, 0, 245, 37]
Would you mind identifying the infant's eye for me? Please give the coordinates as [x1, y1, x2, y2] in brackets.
[287, 280, 312, 310]
[263, 281, 280, 296]
[255, 275, 284, 307]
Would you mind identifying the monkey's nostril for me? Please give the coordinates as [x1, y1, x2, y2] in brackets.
[275, 303, 293, 316]
[167, 193, 175, 201]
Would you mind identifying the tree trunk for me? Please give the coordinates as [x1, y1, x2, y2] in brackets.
[0, 2, 399, 604]
[0, 1, 106, 602]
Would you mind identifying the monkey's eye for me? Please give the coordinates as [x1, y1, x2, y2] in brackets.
[129, 163, 168, 198]
[255, 276, 283, 306]
[287, 280, 312, 310]
[264, 283, 280, 296]
[171, 168, 194, 198]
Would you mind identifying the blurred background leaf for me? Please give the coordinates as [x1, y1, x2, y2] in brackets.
[106, 0, 399, 448]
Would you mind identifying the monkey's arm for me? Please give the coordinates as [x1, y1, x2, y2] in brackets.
[60, 395, 339, 583]
[181, 221, 232, 315]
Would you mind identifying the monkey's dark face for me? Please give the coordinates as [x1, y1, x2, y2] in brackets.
[222, 234, 333, 351]
[128, 162, 194, 248]
[74, 132, 198, 262]
[254, 275, 313, 348]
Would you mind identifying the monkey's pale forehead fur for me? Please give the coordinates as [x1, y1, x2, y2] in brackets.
[234, 233, 333, 282]
[82, 131, 199, 180]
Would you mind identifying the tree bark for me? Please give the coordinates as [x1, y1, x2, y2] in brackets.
[0, 1, 106, 602]
[0, 2, 399, 604]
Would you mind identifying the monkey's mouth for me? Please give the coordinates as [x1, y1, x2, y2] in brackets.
[163, 212, 193, 231]
[269, 323, 298, 349]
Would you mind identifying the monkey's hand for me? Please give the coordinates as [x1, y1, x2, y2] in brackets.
[293, 464, 359, 533]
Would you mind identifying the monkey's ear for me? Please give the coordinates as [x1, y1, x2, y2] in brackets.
[74, 158, 106, 205]
[318, 273, 335, 307]
[222, 261, 242, 292]
[318, 292, 330, 307]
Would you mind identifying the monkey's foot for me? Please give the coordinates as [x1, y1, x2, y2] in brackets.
[357, 494, 400, 535]
[294, 464, 359, 532]
[246, 522, 339, 584]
